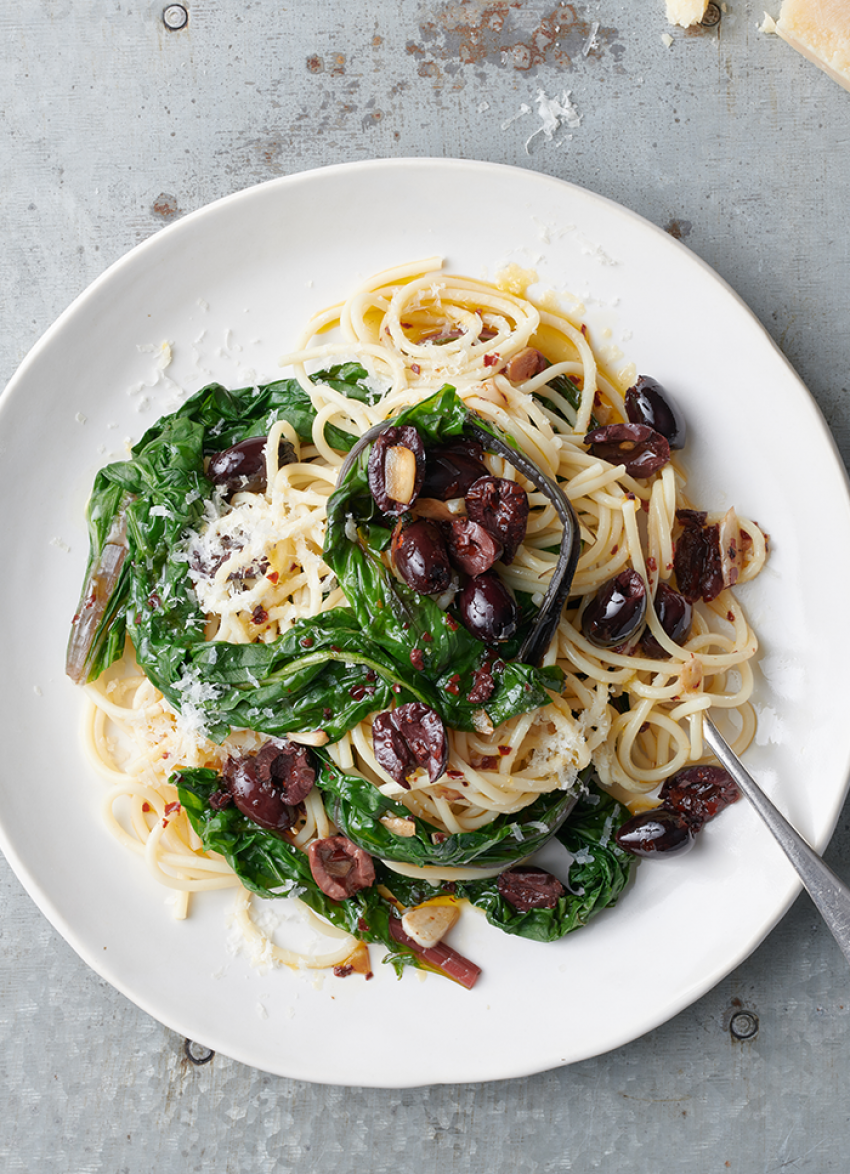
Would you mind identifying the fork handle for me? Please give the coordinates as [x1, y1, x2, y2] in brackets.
[703, 715, 850, 967]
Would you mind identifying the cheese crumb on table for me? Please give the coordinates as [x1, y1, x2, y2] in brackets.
[773, 0, 850, 91]
[665, 0, 709, 27]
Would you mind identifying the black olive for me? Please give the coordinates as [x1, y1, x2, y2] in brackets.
[444, 518, 503, 576]
[219, 741, 315, 832]
[465, 476, 529, 565]
[581, 569, 647, 649]
[614, 808, 695, 857]
[367, 426, 426, 515]
[457, 573, 519, 644]
[207, 435, 297, 497]
[658, 765, 739, 831]
[421, 442, 488, 500]
[584, 423, 670, 479]
[625, 376, 686, 450]
[372, 702, 448, 788]
[639, 582, 693, 658]
[392, 519, 453, 595]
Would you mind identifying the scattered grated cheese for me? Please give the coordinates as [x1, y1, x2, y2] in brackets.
[525, 89, 581, 153]
[501, 102, 531, 130]
[582, 20, 600, 55]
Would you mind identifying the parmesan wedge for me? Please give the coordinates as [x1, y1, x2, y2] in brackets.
[774, 0, 850, 91]
[665, 0, 709, 27]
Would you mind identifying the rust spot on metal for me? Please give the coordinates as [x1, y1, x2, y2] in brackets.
[372, 34, 383, 46]
[152, 193, 180, 219]
[331, 53, 346, 76]
[665, 219, 693, 241]
[306, 54, 324, 73]
[405, 2, 620, 72]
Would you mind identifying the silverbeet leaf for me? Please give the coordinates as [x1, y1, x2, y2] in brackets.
[174, 766, 427, 978]
[323, 386, 564, 731]
[452, 784, 635, 942]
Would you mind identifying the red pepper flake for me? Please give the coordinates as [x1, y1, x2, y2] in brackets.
[422, 632, 433, 643]
[447, 769, 465, 779]
[164, 801, 181, 816]
[161, 819, 170, 829]
[251, 605, 269, 625]
[445, 614, 459, 632]
[161, 752, 170, 760]
[498, 745, 511, 756]
[410, 649, 425, 670]
[445, 673, 461, 695]
[142, 802, 151, 813]
[483, 352, 499, 368]
[410, 363, 421, 375]
[646, 556, 657, 572]
[333, 964, 354, 978]
[642, 498, 650, 513]
[432, 832, 448, 844]
[300, 636, 314, 648]
[392, 682, 402, 693]
[358, 918, 369, 932]
[474, 756, 498, 770]
[581, 324, 588, 337]
[289, 562, 298, 572]
[610, 545, 619, 555]
[266, 571, 279, 583]
[626, 493, 636, 502]
[727, 610, 735, 623]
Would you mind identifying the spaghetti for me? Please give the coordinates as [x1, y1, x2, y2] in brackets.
[72, 258, 767, 979]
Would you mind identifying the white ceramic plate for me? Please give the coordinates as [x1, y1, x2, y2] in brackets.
[2, 160, 850, 1087]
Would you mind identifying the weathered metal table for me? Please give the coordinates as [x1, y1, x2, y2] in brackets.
[3, 2, 850, 1169]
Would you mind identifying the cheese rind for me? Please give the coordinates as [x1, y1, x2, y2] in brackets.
[776, 0, 850, 91]
[665, 0, 709, 27]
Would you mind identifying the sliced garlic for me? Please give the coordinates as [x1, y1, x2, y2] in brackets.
[401, 901, 460, 949]
[288, 729, 330, 747]
[384, 445, 418, 505]
[380, 815, 417, 837]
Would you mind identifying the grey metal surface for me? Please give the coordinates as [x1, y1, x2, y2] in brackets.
[2, 1, 850, 1170]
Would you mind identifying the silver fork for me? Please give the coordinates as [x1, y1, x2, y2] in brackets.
[702, 713, 850, 966]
